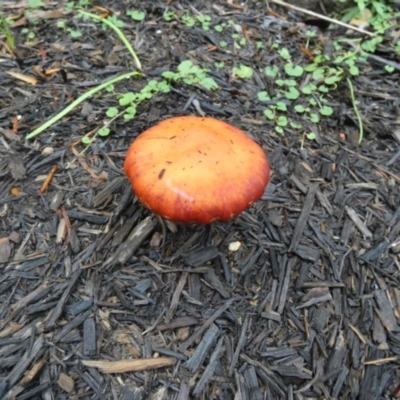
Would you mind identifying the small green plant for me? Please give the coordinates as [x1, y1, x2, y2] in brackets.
[163, 10, 175, 21]
[21, 27, 36, 41]
[181, 12, 195, 27]
[256, 41, 264, 50]
[284, 63, 304, 77]
[299, 131, 317, 149]
[66, 0, 91, 9]
[196, 14, 211, 30]
[103, 14, 124, 29]
[339, 0, 397, 35]
[232, 32, 246, 49]
[0, 14, 15, 50]
[28, 0, 45, 8]
[57, 20, 82, 38]
[232, 64, 253, 79]
[385, 65, 394, 73]
[258, 91, 271, 102]
[127, 10, 146, 22]
[265, 66, 279, 78]
[162, 60, 218, 90]
[258, 44, 346, 136]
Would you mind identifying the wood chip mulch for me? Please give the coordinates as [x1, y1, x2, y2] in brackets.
[1, 0, 400, 399]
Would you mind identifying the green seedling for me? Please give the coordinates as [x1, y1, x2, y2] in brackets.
[278, 47, 291, 61]
[285, 87, 300, 100]
[275, 79, 296, 87]
[304, 30, 316, 48]
[196, 15, 211, 30]
[264, 109, 274, 120]
[276, 102, 287, 112]
[21, 27, 36, 40]
[214, 24, 225, 32]
[57, 20, 82, 38]
[319, 105, 334, 116]
[232, 64, 253, 79]
[299, 131, 317, 149]
[181, 12, 195, 27]
[162, 60, 218, 90]
[339, 0, 397, 35]
[259, 42, 343, 137]
[385, 65, 394, 73]
[306, 132, 316, 140]
[284, 63, 304, 77]
[127, 10, 146, 21]
[81, 107, 126, 147]
[106, 107, 119, 118]
[232, 33, 246, 49]
[290, 121, 302, 130]
[256, 41, 264, 49]
[66, 0, 91, 9]
[301, 83, 317, 95]
[265, 66, 279, 78]
[258, 91, 270, 102]
[163, 11, 175, 21]
[28, 0, 45, 8]
[258, 0, 400, 143]
[294, 105, 308, 113]
[276, 116, 288, 134]
[102, 14, 124, 29]
[263, 105, 288, 135]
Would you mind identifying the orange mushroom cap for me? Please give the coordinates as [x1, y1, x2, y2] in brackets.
[123, 116, 270, 224]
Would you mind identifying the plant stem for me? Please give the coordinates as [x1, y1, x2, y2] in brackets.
[0, 14, 15, 50]
[78, 10, 142, 71]
[346, 77, 363, 144]
[26, 71, 140, 140]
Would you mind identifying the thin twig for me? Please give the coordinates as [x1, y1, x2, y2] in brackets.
[268, 0, 375, 37]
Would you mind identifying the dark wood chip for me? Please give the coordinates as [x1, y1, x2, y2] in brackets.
[46, 269, 82, 329]
[192, 336, 224, 397]
[83, 318, 97, 356]
[289, 183, 319, 252]
[1, 2, 400, 398]
[184, 246, 219, 267]
[184, 323, 220, 373]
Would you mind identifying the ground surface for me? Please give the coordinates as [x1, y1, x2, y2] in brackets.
[1, 1, 400, 399]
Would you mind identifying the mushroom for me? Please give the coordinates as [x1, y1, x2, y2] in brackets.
[123, 116, 270, 224]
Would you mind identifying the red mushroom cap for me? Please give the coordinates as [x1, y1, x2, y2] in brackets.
[123, 116, 270, 224]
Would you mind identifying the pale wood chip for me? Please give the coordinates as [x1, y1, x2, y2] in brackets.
[82, 357, 176, 373]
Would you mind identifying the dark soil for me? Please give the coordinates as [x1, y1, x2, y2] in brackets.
[1, 1, 400, 399]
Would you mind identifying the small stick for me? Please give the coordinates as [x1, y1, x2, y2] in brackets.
[40, 164, 58, 193]
[268, 0, 375, 37]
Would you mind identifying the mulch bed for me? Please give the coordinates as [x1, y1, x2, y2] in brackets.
[1, 0, 400, 399]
